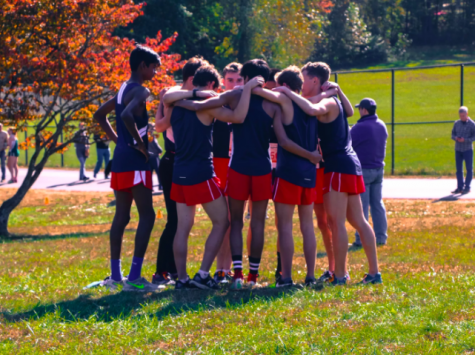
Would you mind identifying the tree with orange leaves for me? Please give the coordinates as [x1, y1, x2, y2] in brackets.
[0, 0, 183, 236]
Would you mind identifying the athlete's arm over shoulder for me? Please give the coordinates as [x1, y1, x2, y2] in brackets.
[162, 87, 217, 106]
[93, 97, 118, 143]
[174, 90, 237, 112]
[272, 105, 322, 165]
[273, 86, 328, 117]
[207, 76, 264, 124]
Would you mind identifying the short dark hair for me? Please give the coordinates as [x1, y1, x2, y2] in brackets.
[301, 62, 331, 85]
[268, 68, 280, 83]
[367, 107, 376, 115]
[183, 56, 209, 82]
[241, 59, 270, 82]
[223, 62, 242, 77]
[129, 45, 161, 72]
[275, 66, 303, 92]
[192, 65, 222, 90]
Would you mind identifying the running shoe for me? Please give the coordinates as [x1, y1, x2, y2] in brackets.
[329, 275, 348, 286]
[123, 277, 162, 292]
[175, 278, 194, 290]
[318, 270, 334, 283]
[276, 277, 293, 288]
[452, 188, 462, 194]
[152, 272, 175, 286]
[99, 276, 124, 291]
[358, 273, 383, 285]
[230, 277, 244, 290]
[190, 273, 220, 290]
[214, 271, 231, 284]
[462, 189, 471, 195]
[247, 273, 259, 287]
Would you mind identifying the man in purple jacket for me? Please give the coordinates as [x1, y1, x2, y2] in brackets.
[351, 98, 388, 246]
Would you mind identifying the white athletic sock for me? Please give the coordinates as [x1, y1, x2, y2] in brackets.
[198, 270, 209, 279]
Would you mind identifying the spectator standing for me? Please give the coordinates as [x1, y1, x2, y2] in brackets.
[147, 124, 163, 190]
[351, 98, 389, 246]
[451, 106, 475, 194]
[93, 133, 111, 179]
[7, 127, 20, 183]
[75, 122, 90, 181]
[0, 124, 8, 182]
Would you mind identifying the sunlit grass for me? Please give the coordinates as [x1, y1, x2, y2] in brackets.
[1, 190, 475, 353]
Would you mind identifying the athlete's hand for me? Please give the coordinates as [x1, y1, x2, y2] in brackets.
[159, 87, 170, 100]
[459, 137, 465, 143]
[196, 90, 218, 99]
[322, 81, 339, 92]
[309, 149, 322, 165]
[129, 143, 149, 162]
[246, 76, 265, 89]
[273, 86, 291, 95]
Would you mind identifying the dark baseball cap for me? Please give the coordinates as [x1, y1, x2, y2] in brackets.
[355, 98, 377, 109]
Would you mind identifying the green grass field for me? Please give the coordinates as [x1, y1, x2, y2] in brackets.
[1, 190, 475, 353]
[15, 48, 475, 175]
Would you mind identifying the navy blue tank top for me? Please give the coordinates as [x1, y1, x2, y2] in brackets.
[213, 120, 231, 158]
[111, 82, 150, 173]
[276, 102, 317, 188]
[171, 106, 215, 185]
[163, 130, 176, 152]
[318, 98, 362, 175]
[230, 95, 273, 176]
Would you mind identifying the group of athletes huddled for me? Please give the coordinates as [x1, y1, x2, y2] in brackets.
[93, 45, 381, 292]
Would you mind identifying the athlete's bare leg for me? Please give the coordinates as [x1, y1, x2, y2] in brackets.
[229, 198, 246, 257]
[246, 199, 252, 254]
[110, 191, 133, 260]
[314, 203, 335, 272]
[298, 204, 316, 279]
[323, 190, 349, 279]
[249, 199, 269, 258]
[200, 196, 230, 272]
[346, 194, 379, 275]
[173, 203, 196, 280]
[216, 197, 232, 271]
[275, 202, 295, 279]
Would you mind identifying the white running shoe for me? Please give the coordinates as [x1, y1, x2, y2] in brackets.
[99, 276, 124, 291]
[230, 278, 243, 290]
[123, 277, 164, 292]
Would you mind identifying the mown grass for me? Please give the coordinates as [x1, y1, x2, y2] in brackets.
[1, 190, 475, 353]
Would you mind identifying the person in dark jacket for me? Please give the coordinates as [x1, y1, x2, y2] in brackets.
[93, 133, 111, 179]
[351, 98, 388, 246]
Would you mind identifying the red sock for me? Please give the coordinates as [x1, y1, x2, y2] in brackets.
[234, 269, 243, 280]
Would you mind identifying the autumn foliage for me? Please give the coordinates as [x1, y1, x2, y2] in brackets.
[0, 0, 183, 236]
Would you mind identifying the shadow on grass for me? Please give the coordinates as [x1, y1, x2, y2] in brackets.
[2, 286, 318, 323]
[0, 229, 134, 244]
[432, 194, 462, 203]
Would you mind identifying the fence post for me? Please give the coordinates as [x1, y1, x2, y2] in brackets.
[24, 131, 28, 167]
[334, 72, 338, 83]
[61, 130, 64, 167]
[391, 69, 395, 175]
[461, 64, 464, 107]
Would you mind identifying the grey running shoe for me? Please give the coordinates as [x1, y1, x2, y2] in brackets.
[99, 276, 124, 291]
[358, 273, 383, 285]
[276, 277, 293, 288]
[190, 273, 220, 290]
[230, 277, 243, 290]
[123, 277, 163, 292]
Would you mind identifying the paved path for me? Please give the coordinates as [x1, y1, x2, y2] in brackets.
[0, 168, 474, 200]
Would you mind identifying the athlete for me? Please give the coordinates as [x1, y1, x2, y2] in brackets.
[157, 66, 264, 289]
[251, 66, 320, 286]
[152, 56, 210, 286]
[307, 81, 353, 282]
[274, 62, 381, 285]
[213, 62, 243, 284]
[169, 60, 321, 289]
[93, 45, 161, 292]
